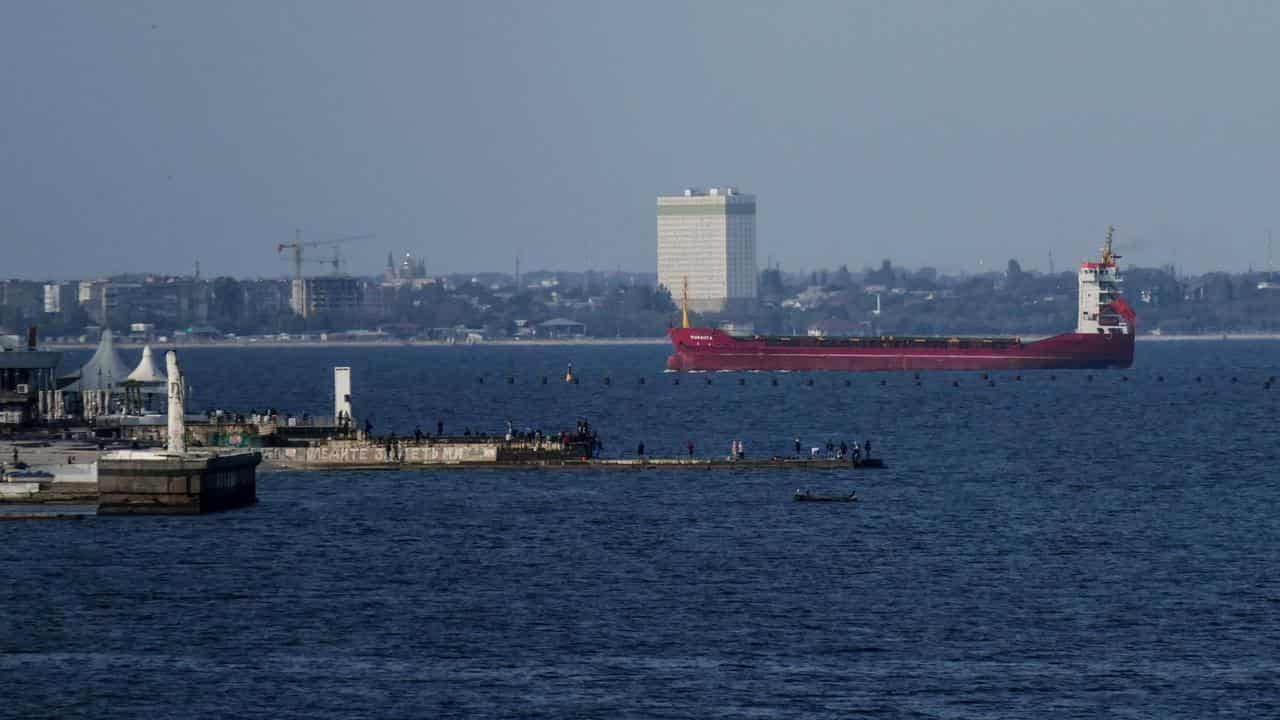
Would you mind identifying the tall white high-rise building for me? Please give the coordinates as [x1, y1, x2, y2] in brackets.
[657, 187, 757, 313]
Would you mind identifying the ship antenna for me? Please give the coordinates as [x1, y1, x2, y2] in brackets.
[1103, 225, 1117, 265]
[681, 276, 690, 329]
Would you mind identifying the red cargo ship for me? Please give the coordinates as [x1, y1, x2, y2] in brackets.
[667, 228, 1136, 372]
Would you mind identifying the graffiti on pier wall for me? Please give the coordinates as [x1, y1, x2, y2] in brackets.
[261, 443, 498, 466]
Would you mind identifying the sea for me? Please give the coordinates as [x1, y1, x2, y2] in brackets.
[2, 340, 1278, 718]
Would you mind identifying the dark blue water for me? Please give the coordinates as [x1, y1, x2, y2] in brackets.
[3, 341, 1279, 718]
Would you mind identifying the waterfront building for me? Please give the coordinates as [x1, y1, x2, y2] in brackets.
[42, 282, 78, 316]
[383, 251, 432, 288]
[77, 278, 210, 329]
[0, 331, 62, 426]
[537, 318, 587, 338]
[242, 279, 290, 316]
[0, 280, 45, 328]
[61, 329, 131, 418]
[657, 187, 757, 313]
[124, 344, 167, 412]
[290, 276, 366, 318]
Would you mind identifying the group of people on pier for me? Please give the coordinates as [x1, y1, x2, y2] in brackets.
[791, 436, 872, 462]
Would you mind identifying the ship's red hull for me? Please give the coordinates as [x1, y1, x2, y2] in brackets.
[666, 328, 1134, 372]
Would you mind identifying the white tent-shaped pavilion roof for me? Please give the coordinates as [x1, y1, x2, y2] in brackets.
[62, 330, 132, 392]
[126, 345, 167, 384]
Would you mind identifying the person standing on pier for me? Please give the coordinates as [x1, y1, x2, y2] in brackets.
[687, 440, 695, 458]
[793, 437, 801, 457]
[637, 442, 645, 458]
[414, 426, 423, 443]
[437, 419, 444, 437]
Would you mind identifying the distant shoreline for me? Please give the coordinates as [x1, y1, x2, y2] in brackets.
[42, 337, 672, 350]
[1136, 333, 1280, 341]
[37, 332, 1280, 352]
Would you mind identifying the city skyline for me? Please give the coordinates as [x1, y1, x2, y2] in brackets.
[3, 2, 1280, 278]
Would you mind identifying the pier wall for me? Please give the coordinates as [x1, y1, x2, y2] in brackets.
[261, 441, 499, 468]
[116, 421, 264, 448]
[97, 451, 260, 515]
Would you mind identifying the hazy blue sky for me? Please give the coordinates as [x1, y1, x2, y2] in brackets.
[2, 1, 1278, 279]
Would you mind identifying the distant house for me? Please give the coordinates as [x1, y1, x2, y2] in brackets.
[537, 318, 586, 339]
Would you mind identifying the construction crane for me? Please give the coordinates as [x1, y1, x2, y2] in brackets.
[276, 230, 375, 282]
[280, 248, 349, 275]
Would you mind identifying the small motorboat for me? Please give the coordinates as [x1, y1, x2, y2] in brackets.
[793, 489, 858, 503]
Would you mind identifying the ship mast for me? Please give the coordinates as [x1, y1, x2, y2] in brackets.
[1101, 225, 1116, 266]
[681, 276, 690, 329]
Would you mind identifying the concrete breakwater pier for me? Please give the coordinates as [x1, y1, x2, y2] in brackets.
[1, 350, 259, 516]
[259, 437, 884, 471]
[4, 362, 880, 518]
[96, 351, 259, 515]
[97, 450, 260, 515]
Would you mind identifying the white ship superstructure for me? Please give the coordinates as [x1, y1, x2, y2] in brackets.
[1077, 226, 1133, 336]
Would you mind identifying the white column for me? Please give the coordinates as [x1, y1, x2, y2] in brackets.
[166, 350, 186, 454]
[334, 366, 352, 424]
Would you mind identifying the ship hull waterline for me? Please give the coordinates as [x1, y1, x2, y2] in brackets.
[666, 329, 1134, 372]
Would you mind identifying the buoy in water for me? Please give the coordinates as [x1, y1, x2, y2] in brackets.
[880, 379, 887, 386]
[738, 378, 746, 385]
[953, 380, 960, 388]
[771, 378, 778, 386]
[1157, 376, 1164, 382]
[603, 377, 611, 385]
[1087, 374, 1094, 381]
[477, 376, 485, 384]
[844, 379, 851, 387]
[805, 378, 814, 386]
[638, 377, 646, 384]
[674, 377, 680, 385]
[541, 376, 548, 384]
[507, 377, 515, 384]
[705, 378, 712, 385]
[1015, 375, 1022, 381]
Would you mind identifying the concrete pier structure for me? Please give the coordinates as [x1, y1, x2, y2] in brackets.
[96, 350, 260, 515]
[97, 450, 259, 515]
[258, 438, 884, 472]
